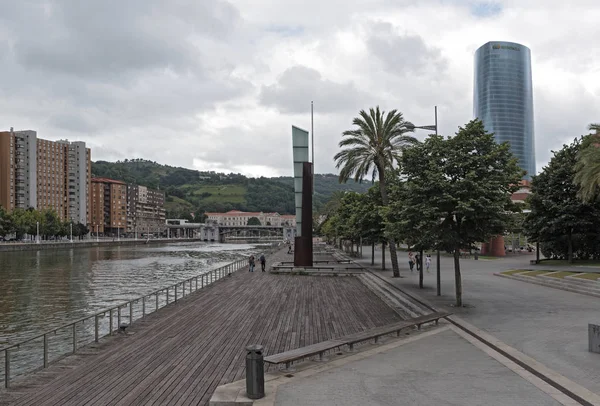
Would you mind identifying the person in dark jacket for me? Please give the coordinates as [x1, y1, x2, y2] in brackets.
[259, 254, 266, 272]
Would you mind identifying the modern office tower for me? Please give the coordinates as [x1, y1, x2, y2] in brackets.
[474, 41, 536, 179]
[90, 178, 128, 236]
[126, 184, 166, 236]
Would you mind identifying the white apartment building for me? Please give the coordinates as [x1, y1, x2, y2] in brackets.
[205, 210, 296, 227]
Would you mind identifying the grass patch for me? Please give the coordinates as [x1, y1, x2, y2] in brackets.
[478, 255, 499, 260]
[191, 184, 247, 204]
[165, 195, 193, 214]
[572, 273, 600, 281]
[544, 271, 579, 279]
[501, 269, 529, 275]
[520, 270, 555, 277]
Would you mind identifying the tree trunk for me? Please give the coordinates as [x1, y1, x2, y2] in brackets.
[536, 241, 540, 263]
[419, 249, 424, 289]
[436, 249, 441, 296]
[567, 229, 573, 264]
[382, 242, 386, 270]
[377, 167, 400, 277]
[371, 241, 375, 265]
[454, 247, 462, 307]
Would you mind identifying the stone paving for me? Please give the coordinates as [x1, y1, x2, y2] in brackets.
[274, 328, 561, 406]
[355, 247, 600, 396]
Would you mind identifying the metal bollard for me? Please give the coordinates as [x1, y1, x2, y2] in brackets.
[245, 345, 265, 399]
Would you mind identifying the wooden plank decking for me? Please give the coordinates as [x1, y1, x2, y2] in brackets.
[2, 253, 402, 406]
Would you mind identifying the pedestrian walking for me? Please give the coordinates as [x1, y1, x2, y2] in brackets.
[408, 251, 415, 272]
[260, 253, 266, 272]
[249, 255, 255, 272]
[425, 254, 431, 273]
[415, 252, 421, 272]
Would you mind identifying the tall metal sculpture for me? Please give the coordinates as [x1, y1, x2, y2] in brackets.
[292, 126, 313, 267]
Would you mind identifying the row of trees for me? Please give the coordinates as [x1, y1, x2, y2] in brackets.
[526, 125, 600, 261]
[323, 107, 524, 306]
[0, 207, 89, 240]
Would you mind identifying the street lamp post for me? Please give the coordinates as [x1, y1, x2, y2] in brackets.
[408, 106, 441, 296]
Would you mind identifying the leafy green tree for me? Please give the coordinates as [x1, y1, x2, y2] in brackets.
[399, 119, 523, 306]
[525, 137, 600, 262]
[0, 207, 14, 236]
[247, 217, 262, 226]
[574, 124, 600, 202]
[334, 106, 416, 277]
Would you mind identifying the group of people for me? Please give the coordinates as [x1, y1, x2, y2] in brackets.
[408, 251, 431, 273]
[248, 253, 266, 272]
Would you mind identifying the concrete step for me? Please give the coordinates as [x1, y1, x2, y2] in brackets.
[497, 273, 600, 299]
[538, 275, 600, 294]
[564, 275, 600, 287]
[357, 273, 430, 319]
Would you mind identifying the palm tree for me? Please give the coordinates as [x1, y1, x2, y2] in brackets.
[334, 106, 416, 277]
[575, 123, 600, 202]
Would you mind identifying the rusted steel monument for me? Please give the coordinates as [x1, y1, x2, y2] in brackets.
[292, 125, 313, 267]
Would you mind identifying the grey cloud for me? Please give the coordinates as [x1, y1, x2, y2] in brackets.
[7, 0, 240, 80]
[366, 22, 446, 76]
[259, 66, 370, 114]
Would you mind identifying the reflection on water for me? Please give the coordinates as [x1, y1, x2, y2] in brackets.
[0, 242, 265, 347]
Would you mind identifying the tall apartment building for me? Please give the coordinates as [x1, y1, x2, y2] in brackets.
[0, 129, 91, 223]
[127, 185, 166, 235]
[90, 178, 127, 236]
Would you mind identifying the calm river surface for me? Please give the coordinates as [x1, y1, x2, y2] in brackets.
[0, 242, 263, 350]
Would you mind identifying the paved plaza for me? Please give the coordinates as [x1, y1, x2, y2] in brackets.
[274, 328, 562, 406]
[355, 248, 600, 396]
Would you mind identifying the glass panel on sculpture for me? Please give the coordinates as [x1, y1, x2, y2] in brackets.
[294, 178, 303, 193]
[293, 163, 304, 177]
[295, 194, 303, 209]
[293, 148, 309, 162]
[292, 127, 310, 147]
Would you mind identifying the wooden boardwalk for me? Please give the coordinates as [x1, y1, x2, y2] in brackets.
[2, 253, 402, 406]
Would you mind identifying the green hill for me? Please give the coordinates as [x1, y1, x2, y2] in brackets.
[91, 159, 371, 219]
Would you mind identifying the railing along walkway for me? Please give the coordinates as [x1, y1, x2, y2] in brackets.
[1, 249, 402, 406]
[0, 258, 248, 389]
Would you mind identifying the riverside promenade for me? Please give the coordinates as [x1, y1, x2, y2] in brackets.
[0, 248, 402, 406]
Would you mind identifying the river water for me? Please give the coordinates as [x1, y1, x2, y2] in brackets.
[0, 241, 266, 379]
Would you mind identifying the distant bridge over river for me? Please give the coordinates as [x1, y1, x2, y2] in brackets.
[164, 223, 296, 243]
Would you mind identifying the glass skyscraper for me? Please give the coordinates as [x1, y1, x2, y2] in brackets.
[474, 41, 535, 180]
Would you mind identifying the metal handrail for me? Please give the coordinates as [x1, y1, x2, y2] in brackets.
[1, 257, 251, 388]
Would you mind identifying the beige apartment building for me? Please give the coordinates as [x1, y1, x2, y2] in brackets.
[205, 210, 295, 227]
[90, 178, 128, 236]
[0, 129, 91, 223]
[127, 184, 166, 236]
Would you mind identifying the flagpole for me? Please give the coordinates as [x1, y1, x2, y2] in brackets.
[311, 101, 314, 195]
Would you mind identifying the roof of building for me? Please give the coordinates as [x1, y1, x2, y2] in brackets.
[92, 177, 127, 185]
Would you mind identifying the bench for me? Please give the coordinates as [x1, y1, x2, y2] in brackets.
[341, 312, 451, 350]
[263, 340, 346, 370]
[263, 312, 451, 368]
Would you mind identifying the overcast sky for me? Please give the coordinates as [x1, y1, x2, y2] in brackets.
[1, 1, 599, 177]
